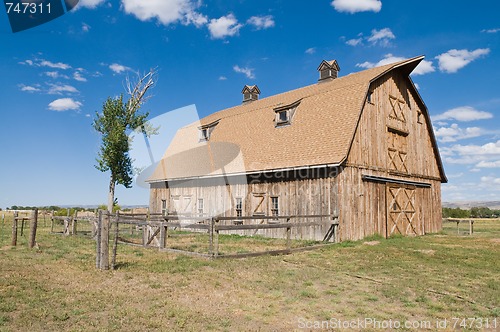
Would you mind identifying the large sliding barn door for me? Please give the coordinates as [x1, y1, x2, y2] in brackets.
[386, 184, 418, 237]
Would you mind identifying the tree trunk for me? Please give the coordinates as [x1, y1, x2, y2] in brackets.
[108, 177, 116, 213]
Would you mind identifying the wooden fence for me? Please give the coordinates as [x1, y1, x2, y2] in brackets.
[93, 211, 339, 269]
[10, 209, 39, 248]
[443, 218, 475, 235]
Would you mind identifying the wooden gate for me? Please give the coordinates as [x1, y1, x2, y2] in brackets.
[386, 184, 418, 237]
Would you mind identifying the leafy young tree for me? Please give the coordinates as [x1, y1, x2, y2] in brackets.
[93, 70, 156, 212]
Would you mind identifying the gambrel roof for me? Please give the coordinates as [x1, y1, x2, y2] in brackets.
[148, 56, 446, 183]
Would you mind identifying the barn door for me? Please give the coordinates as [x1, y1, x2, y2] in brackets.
[386, 184, 418, 237]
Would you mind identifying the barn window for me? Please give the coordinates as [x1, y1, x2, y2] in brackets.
[235, 198, 243, 218]
[199, 128, 209, 141]
[367, 91, 374, 104]
[274, 100, 300, 127]
[278, 110, 289, 123]
[161, 199, 167, 216]
[271, 197, 279, 219]
[417, 111, 423, 124]
[198, 198, 204, 216]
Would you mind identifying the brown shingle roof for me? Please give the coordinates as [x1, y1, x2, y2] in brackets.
[148, 57, 427, 182]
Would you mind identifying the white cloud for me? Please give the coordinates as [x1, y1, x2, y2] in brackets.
[109, 63, 132, 74]
[476, 160, 500, 168]
[44, 71, 70, 79]
[346, 38, 363, 46]
[85, 114, 91, 118]
[185, 11, 208, 27]
[218, 76, 227, 81]
[433, 106, 493, 122]
[482, 28, 500, 33]
[121, 0, 207, 27]
[331, 0, 382, 13]
[448, 140, 500, 157]
[367, 28, 395, 46]
[73, 71, 87, 82]
[19, 59, 34, 66]
[48, 98, 82, 111]
[47, 83, 79, 95]
[233, 65, 255, 79]
[247, 15, 275, 30]
[208, 14, 243, 39]
[434, 124, 483, 143]
[435, 48, 490, 73]
[356, 54, 435, 75]
[305, 47, 316, 54]
[412, 60, 435, 75]
[481, 176, 500, 185]
[19, 85, 40, 92]
[77, 0, 106, 9]
[82, 23, 91, 32]
[39, 60, 71, 70]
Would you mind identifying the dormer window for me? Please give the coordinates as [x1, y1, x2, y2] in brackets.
[274, 100, 300, 127]
[198, 120, 219, 142]
[199, 128, 209, 141]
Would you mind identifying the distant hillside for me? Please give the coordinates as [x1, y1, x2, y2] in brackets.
[443, 201, 500, 210]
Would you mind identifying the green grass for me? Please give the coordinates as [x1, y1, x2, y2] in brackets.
[0, 217, 499, 331]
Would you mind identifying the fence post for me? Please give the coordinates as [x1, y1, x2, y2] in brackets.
[11, 211, 18, 246]
[143, 209, 150, 247]
[96, 210, 102, 269]
[20, 215, 25, 237]
[286, 217, 291, 251]
[111, 211, 119, 270]
[159, 222, 167, 249]
[99, 210, 110, 270]
[50, 211, 54, 233]
[469, 220, 474, 235]
[71, 211, 77, 235]
[28, 209, 38, 249]
[63, 209, 70, 236]
[1, 213, 4, 242]
[209, 217, 214, 257]
[214, 218, 219, 257]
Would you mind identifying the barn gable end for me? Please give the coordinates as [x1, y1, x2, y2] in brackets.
[338, 59, 445, 241]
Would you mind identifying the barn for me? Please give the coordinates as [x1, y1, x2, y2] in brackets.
[147, 56, 447, 242]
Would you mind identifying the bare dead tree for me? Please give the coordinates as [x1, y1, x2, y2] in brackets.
[125, 68, 158, 116]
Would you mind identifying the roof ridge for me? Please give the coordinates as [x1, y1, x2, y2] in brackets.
[198, 61, 401, 125]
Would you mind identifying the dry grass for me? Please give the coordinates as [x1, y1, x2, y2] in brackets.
[0, 217, 498, 331]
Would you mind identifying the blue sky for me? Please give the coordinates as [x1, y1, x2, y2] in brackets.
[0, 0, 499, 208]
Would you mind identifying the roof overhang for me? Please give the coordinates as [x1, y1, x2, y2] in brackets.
[147, 162, 342, 184]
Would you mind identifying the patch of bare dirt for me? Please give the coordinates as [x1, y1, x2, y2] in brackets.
[363, 241, 380, 246]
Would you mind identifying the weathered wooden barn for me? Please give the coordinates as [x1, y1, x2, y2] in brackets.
[147, 56, 447, 241]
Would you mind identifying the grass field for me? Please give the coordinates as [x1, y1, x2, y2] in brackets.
[0, 213, 498, 331]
